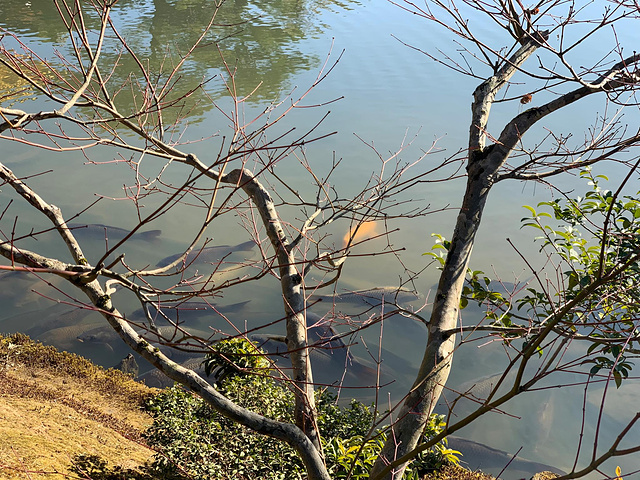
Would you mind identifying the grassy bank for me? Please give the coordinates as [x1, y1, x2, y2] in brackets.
[0, 333, 155, 479]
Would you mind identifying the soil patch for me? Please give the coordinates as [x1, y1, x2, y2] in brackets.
[0, 333, 156, 479]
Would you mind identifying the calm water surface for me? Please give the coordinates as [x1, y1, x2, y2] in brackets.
[1, 1, 639, 477]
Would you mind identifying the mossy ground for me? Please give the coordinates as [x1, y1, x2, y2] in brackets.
[0, 333, 156, 479]
[420, 465, 495, 480]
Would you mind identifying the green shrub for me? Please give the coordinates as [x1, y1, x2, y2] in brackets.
[145, 382, 302, 480]
[323, 414, 460, 480]
[324, 434, 386, 480]
[410, 414, 462, 476]
[316, 391, 376, 439]
[202, 336, 271, 385]
[143, 338, 459, 480]
[145, 338, 302, 479]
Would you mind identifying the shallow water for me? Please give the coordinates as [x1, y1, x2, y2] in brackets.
[1, 1, 639, 478]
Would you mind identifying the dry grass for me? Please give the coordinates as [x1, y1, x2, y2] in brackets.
[0, 333, 157, 479]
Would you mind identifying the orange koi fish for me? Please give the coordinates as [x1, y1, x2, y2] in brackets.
[342, 221, 379, 249]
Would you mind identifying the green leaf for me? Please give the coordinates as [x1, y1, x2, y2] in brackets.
[521, 222, 543, 230]
[587, 342, 602, 355]
[613, 370, 623, 388]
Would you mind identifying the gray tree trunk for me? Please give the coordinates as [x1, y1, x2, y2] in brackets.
[222, 168, 321, 451]
[369, 32, 548, 480]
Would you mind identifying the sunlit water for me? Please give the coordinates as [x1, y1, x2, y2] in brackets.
[1, 1, 639, 478]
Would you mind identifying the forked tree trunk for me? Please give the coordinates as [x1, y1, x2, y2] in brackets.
[370, 32, 548, 480]
[223, 168, 321, 451]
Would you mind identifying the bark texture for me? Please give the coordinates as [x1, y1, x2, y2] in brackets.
[370, 32, 548, 480]
[222, 168, 321, 450]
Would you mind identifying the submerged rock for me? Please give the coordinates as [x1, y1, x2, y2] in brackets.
[114, 353, 139, 377]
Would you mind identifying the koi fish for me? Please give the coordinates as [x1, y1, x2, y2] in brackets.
[68, 223, 161, 243]
[138, 356, 206, 388]
[250, 312, 387, 387]
[447, 436, 565, 477]
[37, 322, 105, 350]
[22, 306, 99, 338]
[156, 239, 256, 267]
[342, 220, 379, 249]
[311, 286, 419, 306]
[77, 324, 214, 354]
[128, 300, 251, 323]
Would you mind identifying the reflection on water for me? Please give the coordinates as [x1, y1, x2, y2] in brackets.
[0, 58, 39, 105]
[1, 1, 639, 479]
[0, 0, 357, 125]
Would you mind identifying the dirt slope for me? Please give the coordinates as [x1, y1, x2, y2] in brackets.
[0, 334, 156, 479]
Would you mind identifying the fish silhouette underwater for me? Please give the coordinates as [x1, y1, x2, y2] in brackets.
[0, 305, 103, 350]
[129, 300, 250, 323]
[310, 286, 419, 307]
[76, 300, 249, 351]
[442, 368, 624, 478]
[68, 223, 161, 243]
[134, 312, 413, 389]
[138, 356, 207, 388]
[17, 305, 100, 339]
[93, 325, 217, 388]
[250, 312, 413, 388]
[0, 271, 65, 310]
[447, 436, 565, 479]
[78, 323, 216, 356]
[156, 240, 256, 268]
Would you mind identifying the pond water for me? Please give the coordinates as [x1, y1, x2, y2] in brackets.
[1, 1, 639, 478]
